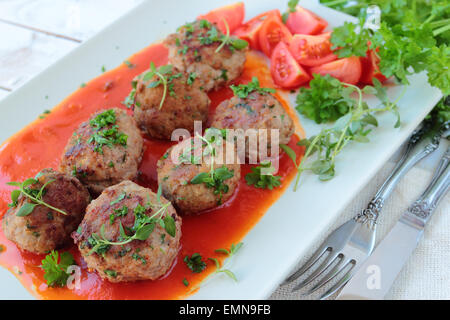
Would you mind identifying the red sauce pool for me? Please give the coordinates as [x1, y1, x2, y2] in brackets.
[0, 44, 304, 300]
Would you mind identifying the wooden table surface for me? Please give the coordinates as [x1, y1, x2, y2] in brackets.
[0, 0, 143, 100]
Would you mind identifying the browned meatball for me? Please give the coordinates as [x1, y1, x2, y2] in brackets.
[133, 66, 210, 140]
[157, 135, 240, 214]
[165, 20, 247, 91]
[210, 91, 295, 161]
[60, 108, 143, 196]
[72, 180, 181, 283]
[2, 169, 90, 254]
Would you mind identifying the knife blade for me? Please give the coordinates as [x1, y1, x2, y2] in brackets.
[337, 148, 450, 300]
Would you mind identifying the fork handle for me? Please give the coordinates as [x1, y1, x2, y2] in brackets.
[355, 128, 441, 227]
[404, 147, 450, 227]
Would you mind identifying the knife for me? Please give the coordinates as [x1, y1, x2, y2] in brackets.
[337, 147, 450, 300]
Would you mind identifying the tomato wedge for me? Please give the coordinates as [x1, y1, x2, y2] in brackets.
[197, 2, 245, 34]
[289, 32, 337, 67]
[360, 50, 388, 85]
[233, 9, 281, 50]
[310, 57, 362, 85]
[259, 14, 293, 57]
[285, 6, 328, 35]
[271, 41, 310, 88]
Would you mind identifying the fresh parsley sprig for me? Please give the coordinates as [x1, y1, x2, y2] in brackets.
[327, 2, 450, 94]
[296, 74, 355, 124]
[230, 77, 276, 99]
[41, 250, 75, 287]
[245, 161, 282, 190]
[7, 176, 67, 217]
[184, 253, 207, 273]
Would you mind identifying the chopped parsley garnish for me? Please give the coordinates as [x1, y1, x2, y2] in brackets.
[122, 80, 138, 109]
[184, 253, 207, 273]
[245, 162, 282, 190]
[132, 248, 147, 265]
[109, 205, 129, 225]
[88, 109, 128, 154]
[7, 176, 67, 216]
[41, 250, 76, 287]
[123, 60, 135, 68]
[187, 72, 197, 85]
[104, 269, 117, 278]
[182, 278, 189, 286]
[230, 77, 276, 99]
[141, 63, 182, 109]
[179, 19, 248, 54]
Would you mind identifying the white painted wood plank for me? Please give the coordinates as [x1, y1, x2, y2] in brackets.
[0, 21, 78, 89]
[0, 0, 143, 40]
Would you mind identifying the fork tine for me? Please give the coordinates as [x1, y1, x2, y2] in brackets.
[319, 261, 357, 300]
[283, 244, 330, 285]
[292, 251, 342, 291]
[305, 258, 350, 295]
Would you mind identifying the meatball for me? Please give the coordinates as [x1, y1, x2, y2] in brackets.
[72, 180, 181, 283]
[210, 91, 295, 162]
[60, 108, 143, 196]
[157, 135, 240, 214]
[165, 20, 247, 91]
[2, 169, 90, 254]
[133, 66, 210, 140]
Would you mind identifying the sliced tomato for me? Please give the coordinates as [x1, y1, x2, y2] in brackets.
[285, 6, 328, 35]
[259, 15, 292, 57]
[310, 57, 362, 85]
[360, 50, 388, 85]
[271, 41, 310, 88]
[197, 2, 245, 33]
[289, 32, 337, 67]
[233, 9, 281, 50]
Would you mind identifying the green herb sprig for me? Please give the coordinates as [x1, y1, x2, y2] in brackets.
[7, 177, 67, 216]
[230, 77, 276, 99]
[286, 75, 403, 190]
[87, 192, 176, 256]
[208, 242, 243, 282]
[141, 63, 182, 109]
[41, 250, 76, 287]
[190, 132, 235, 204]
[214, 19, 249, 53]
[245, 161, 282, 190]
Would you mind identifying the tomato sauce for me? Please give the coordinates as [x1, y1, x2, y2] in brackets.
[0, 43, 304, 300]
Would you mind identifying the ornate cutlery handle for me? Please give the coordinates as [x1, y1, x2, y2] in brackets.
[404, 147, 450, 228]
[355, 127, 441, 227]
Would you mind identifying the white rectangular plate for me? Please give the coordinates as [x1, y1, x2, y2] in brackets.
[0, 0, 442, 299]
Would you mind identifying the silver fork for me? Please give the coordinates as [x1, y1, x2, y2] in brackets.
[284, 122, 444, 299]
